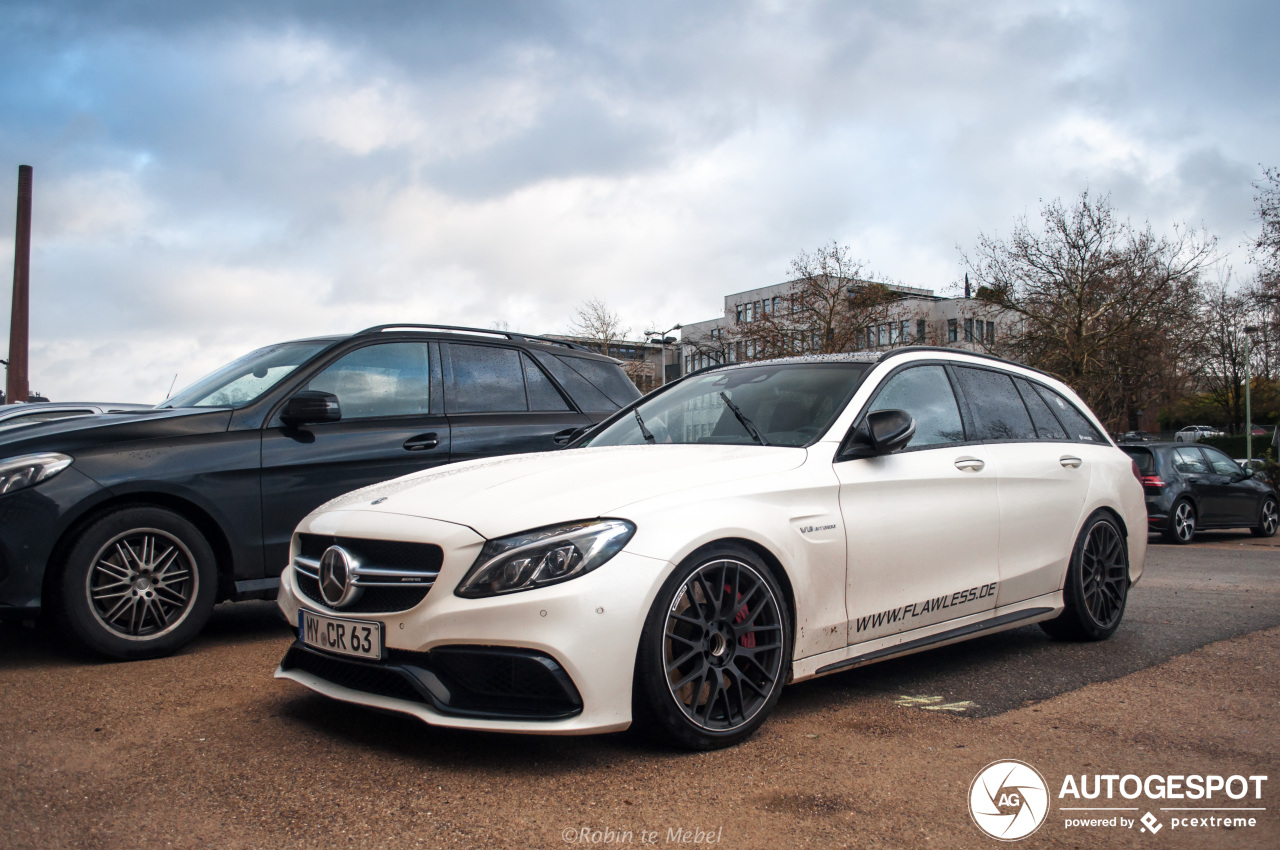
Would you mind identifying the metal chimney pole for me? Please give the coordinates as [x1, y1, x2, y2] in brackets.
[7, 165, 32, 404]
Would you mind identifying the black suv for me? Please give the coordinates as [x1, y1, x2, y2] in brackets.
[1120, 441, 1278, 543]
[0, 324, 639, 658]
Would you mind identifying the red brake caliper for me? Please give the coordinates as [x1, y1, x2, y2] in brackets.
[725, 584, 755, 648]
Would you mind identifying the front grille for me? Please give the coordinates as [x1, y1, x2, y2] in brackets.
[298, 534, 443, 573]
[293, 533, 442, 614]
[281, 642, 583, 721]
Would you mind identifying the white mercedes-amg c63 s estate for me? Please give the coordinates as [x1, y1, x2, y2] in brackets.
[275, 348, 1146, 749]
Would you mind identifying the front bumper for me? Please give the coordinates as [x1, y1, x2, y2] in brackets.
[275, 510, 673, 735]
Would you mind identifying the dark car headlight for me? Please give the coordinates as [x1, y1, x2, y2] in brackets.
[455, 519, 636, 598]
[0, 452, 72, 495]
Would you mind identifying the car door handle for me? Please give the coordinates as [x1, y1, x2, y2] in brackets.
[1059, 455, 1082, 468]
[1186, 476, 1200, 483]
[403, 433, 440, 451]
[553, 427, 582, 446]
[954, 456, 985, 472]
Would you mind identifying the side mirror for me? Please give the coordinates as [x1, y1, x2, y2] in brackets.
[281, 391, 341, 427]
[840, 409, 917, 459]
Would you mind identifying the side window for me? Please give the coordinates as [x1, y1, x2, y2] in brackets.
[305, 343, 430, 419]
[449, 345, 528, 413]
[953, 367, 1037, 442]
[1171, 447, 1211, 475]
[869, 365, 965, 448]
[1013, 377, 1068, 440]
[1033, 385, 1107, 443]
[1201, 447, 1241, 476]
[553, 355, 641, 407]
[537, 354, 619, 414]
[522, 354, 570, 411]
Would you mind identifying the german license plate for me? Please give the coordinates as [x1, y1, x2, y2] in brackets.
[299, 610, 383, 660]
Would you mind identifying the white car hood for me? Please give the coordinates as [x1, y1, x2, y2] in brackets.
[317, 444, 807, 539]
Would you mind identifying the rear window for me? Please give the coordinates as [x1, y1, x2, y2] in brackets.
[1121, 446, 1155, 473]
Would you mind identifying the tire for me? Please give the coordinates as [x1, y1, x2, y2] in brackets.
[1252, 496, 1279, 538]
[1162, 499, 1197, 545]
[633, 544, 791, 750]
[1041, 512, 1129, 642]
[56, 506, 218, 660]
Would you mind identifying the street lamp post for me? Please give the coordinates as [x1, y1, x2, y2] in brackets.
[1245, 325, 1259, 462]
[645, 324, 682, 388]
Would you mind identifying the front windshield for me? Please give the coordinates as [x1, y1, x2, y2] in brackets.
[162, 341, 332, 409]
[582, 362, 871, 448]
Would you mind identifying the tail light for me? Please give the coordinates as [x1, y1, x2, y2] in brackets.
[1140, 474, 1165, 489]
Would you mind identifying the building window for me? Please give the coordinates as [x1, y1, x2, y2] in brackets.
[948, 319, 958, 342]
[878, 325, 888, 346]
[986, 321, 995, 343]
[772, 296, 780, 314]
[917, 319, 927, 342]
[735, 304, 744, 323]
[964, 318, 974, 342]
[889, 322, 899, 344]
[899, 321, 908, 344]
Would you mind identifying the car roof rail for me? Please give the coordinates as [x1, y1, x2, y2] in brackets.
[874, 345, 1058, 380]
[354, 323, 594, 353]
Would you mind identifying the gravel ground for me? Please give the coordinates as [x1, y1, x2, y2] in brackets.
[1, 534, 1276, 849]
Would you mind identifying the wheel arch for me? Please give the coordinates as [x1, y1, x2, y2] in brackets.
[679, 536, 799, 654]
[43, 492, 238, 608]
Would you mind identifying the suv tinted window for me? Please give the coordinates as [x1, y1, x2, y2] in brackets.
[536, 354, 619, 413]
[554, 355, 641, 407]
[306, 342, 430, 419]
[1013, 377, 1068, 440]
[450, 345, 528, 413]
[1171, 447, 1210, 475]
[953, 367, 1036, 442]
[1034, 385, 1107, 443]
[1200, 446, 1241, 476]
[522, 353, 570, 411]
[869, 365, 965, 448]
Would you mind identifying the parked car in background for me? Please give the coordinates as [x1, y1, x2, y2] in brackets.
[0, 324, 640, 659]
[1174, 425, 1225, 442]
[1120, 442, 1277, 544]
[0, 402, 151, 434]
[276, 348, 1146, 749]
[1120, 431, 1158, 442]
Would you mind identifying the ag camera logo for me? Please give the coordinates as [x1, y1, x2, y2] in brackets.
[969, 760, 1050, 841]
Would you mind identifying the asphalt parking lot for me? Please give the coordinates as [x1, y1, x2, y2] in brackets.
[1, 533, 1276, 849]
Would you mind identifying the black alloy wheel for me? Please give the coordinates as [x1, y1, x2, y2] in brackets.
[1042, 513, 1129, 642]
[1251, 497, 1279, 538]
[1163, 499, 1196, 545]
[57, 506, 218, 660]
[634, 544, 790, 750]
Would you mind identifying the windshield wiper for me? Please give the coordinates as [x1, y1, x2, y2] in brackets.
[634, 409, 656, 444]
[719, 392, 769, 446]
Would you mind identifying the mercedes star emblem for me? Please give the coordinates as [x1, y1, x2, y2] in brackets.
[318, 545, 361, 608]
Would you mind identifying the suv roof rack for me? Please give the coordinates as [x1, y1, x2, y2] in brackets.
[355, 324, 594, 353]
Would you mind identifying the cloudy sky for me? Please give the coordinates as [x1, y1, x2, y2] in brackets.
[1, 0, 1277, 402]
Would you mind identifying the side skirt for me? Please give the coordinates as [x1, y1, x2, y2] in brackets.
[811, 606, 1055, 677]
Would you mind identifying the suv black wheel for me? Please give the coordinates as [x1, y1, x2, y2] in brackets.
[1163, 499, 1196, 545]
[633, 544, 791, 750]
[1041, 513, 1129, 642]
[1252, 496, 1279, 538]
[56, 507, 218, 660]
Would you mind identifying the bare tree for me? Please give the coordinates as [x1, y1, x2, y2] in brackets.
[1252, 167, 1280, 291]
[1198, 275, 1263, 432]
[568, 297, 630, 358]
[966, 190, 1216, 431]
[730, 242, 898, 360]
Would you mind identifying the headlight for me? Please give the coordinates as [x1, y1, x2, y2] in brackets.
[455, 519, 636, 598]
[0, 452, 72, 495]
